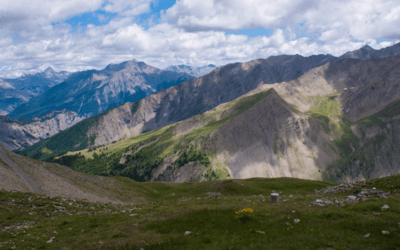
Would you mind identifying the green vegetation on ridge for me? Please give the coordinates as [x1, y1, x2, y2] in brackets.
[43, 89, 273, 183]
[324, 99, 400, 182]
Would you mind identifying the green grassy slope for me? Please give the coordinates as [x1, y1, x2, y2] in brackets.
[1, 175, 399, 250]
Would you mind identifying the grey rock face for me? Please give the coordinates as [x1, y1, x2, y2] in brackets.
[7, 60, 193, 119]
[0, 110, 86, 151]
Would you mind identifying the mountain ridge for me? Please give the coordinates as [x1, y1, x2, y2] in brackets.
[7, 59, 194, 119]
[26, 52, 400, 184]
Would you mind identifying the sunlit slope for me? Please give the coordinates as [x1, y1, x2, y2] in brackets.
[50, 87, 278, 182]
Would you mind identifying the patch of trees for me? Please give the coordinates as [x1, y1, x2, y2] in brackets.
[175, 148, 210, 168]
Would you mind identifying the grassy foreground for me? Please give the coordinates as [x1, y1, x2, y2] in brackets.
[1, 176, 400, 250]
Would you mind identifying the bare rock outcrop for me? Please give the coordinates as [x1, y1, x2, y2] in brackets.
[0, 110, 86, 151]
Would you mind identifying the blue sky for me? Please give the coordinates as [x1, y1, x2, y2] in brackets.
[0, 0, 399, 78]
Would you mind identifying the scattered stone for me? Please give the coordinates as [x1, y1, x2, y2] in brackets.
[382, 231, 390, 235]
[46, 237, 55, 243]
[184, 231, 191, 236]
[99, 241, 103, 244]
[285, 222, 291, 226]
[363, 233, 370, 238]
[130, 214, 138, 216]
[294, 219, 300, 224]
[347, 195, 357, 200]
[381, 204, 390, 210]
[289, 194, 293, 198]
[373, 212, 380, 215]
[292, 211, 296, 213]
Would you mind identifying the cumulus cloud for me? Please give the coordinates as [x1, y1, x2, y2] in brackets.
[0, 0, 399, 79]
[163, 0, 400, 41]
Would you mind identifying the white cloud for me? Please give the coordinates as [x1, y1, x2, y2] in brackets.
[1, 0, 102, 24]
[163, 0, 400, 42]
[102, 0, 154, 16]
[0, 0, 400, 79]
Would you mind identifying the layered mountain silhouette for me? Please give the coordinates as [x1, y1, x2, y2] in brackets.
[7, 60, 194, 119]
[0, 67, 72, 115]
[0, 79, 37, 115]
[164, 64, 217, 77]
[9, 42, 400, 184]
[5, 67, 72, 94]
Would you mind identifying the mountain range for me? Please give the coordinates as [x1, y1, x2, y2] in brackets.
[0, 67, 72, 115]
[12, 42, 400, 185]
[3, 42, 400, 185]
[7, 60, 194, 119]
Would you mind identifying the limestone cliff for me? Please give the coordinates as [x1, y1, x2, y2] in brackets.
[0, 110, 86, 151]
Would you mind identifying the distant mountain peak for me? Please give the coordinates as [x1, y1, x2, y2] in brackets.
[361, 44, 374, 50]
[105, 59, 140, 71]
[44, 67, 55, 73]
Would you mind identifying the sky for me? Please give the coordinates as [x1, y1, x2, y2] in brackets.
[1, 0, 400, 79]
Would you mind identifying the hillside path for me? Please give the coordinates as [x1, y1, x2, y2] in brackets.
[0, 148, 41, 194]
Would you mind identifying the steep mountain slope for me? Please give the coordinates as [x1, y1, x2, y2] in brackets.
[43, 85, 337, 183]
[339, 43, 400, 60]
[164, 64, 217, 77]
[0, 146, 149, 205]
[41, 53, 400, 184]
[0, 110, 86, 151]
[5, 67, 72, 94]
[0, 79, 37, 115]
[7, 60, 193, 119]
[20, 54, 336, 158]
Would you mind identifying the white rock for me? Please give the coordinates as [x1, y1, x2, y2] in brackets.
[316, 199, 324, 203]
[347, 195, 357, 200]
[363, 233, 370, 238]
[294, 219, 300, 224]
[382, 231, 390, 235]
[130, 214, 138, 216]
[46, 237, 55, 243]
[184, 231, 191, 236]
[381, 204, 390, 210]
